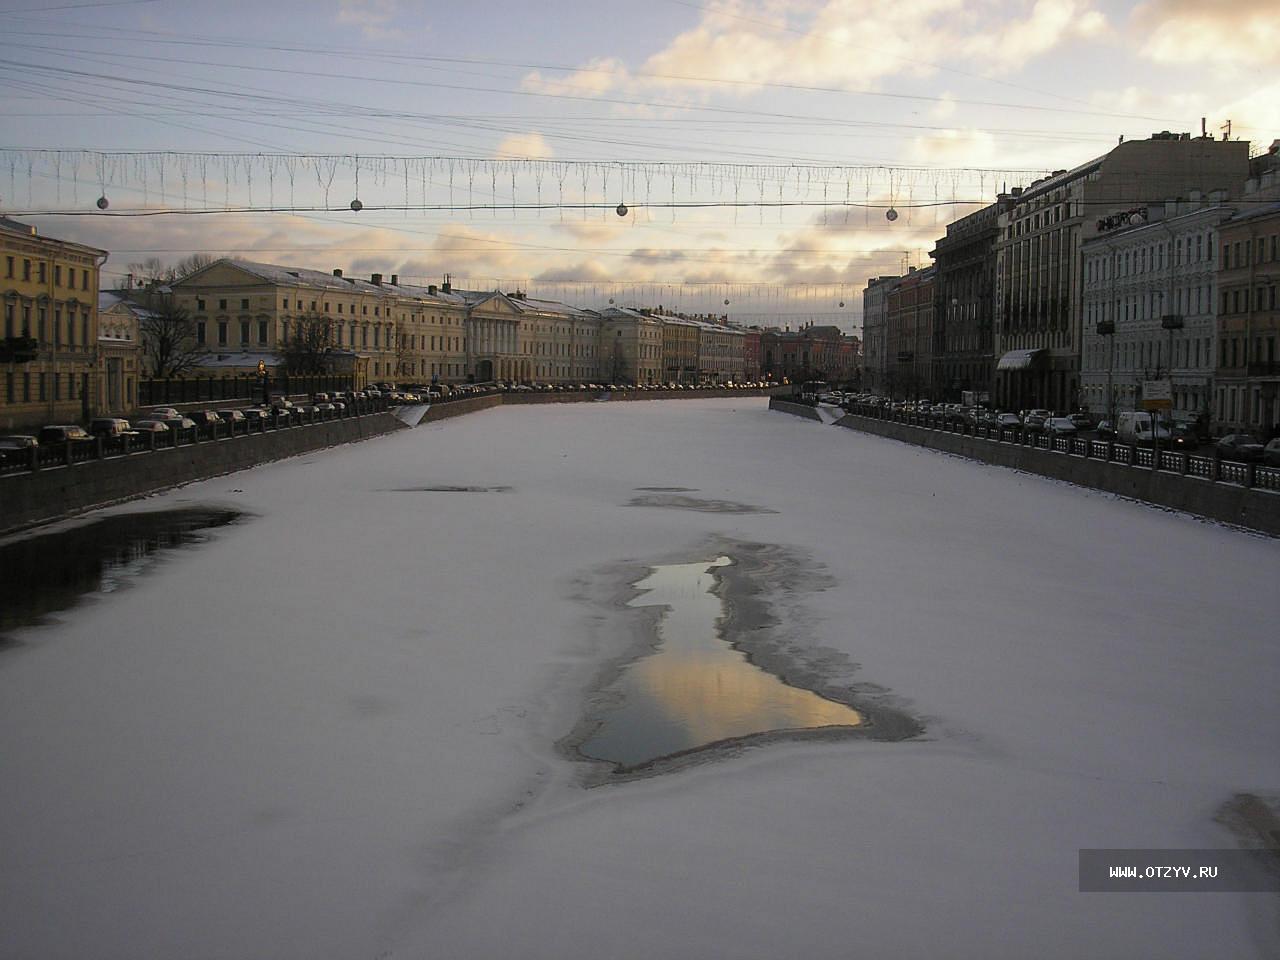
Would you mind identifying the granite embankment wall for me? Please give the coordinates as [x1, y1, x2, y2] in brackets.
[824, 412, 1280, 537]
[1, 414, 405, 535]
[766, 398, 824, 421]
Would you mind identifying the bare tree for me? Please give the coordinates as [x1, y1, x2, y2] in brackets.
[135, 291, 206, 378]
[282, 314, 335, 375]
[126, 253, 217, 286]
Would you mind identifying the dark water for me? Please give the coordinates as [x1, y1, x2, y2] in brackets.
[578, 557, 862, 770]
[0, 507, 243, 638]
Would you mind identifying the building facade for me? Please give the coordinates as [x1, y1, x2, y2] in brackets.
[860, 275, 897, 394]
[1, 218, 107, 431]
[930, 198, 1008, 403]
[599, 307, 663, 384]
[1080, 197, 1232, 428]
[1215, 202, 1280, 432]
[661, 316, 699, 384]
[97, 292, 145, 414]
[993, 133, 1249, 413]
[885, 267, 936, 398]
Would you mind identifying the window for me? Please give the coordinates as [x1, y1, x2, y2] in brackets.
[38, 372, 46, 401]
[198, 298, 206, 311]
[4, 372, 11, 403]
[258, 320, 268, 344]
[37, 306, 45, 343]
[4, 256, 11, 278]
[81, 271, 88, 291]
[282, 298, 289, 309]
[54, 265, 61, 286]
[338, 303, 344, 314]
[241, 298, 249, 310]
[197, 321, 206, 345]
[81, 313, 88, 346]
[240, 321, 250, 344]
[218, 321, 228, 346]
[325, 302, 330, 313]
[22, 259, 31, 280]
[219, 298, 227, 311]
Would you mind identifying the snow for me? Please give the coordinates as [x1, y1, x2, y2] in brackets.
[1, 398, 1277, 959]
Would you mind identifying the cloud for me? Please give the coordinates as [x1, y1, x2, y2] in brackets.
[1134, 0, 1279, 67]
[962, 0, 1108, 72]
[493, 132, 555, 160]
[519, 0, 1110, 101]
[335, 0, 402, 42]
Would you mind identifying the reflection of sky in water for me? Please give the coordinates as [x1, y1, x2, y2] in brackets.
[579, 557, 861, 768]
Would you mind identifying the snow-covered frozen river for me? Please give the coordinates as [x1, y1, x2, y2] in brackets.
[1, 397, 1277, 959]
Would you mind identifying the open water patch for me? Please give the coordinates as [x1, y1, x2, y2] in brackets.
[626, 494, 777, 514]
[565, 540, 921, 780]
[0, 506, 244, 641]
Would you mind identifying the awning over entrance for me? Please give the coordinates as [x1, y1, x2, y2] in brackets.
[996, 348, 1046, 371]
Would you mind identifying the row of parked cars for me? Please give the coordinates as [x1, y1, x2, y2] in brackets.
[845, 394, 1280, 465]
[0, 389, 387, 454]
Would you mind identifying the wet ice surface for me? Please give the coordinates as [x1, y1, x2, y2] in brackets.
[383, 485, 513, 493]
[626, 494, 777, 514]
[578, 557, 861, 771]
[0, 507, 243, 639]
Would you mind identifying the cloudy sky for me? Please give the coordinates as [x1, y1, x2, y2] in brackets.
[1, 0, 1275, 329]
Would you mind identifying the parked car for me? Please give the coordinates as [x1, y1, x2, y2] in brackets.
[130, 419, 171, 434]
[216, 409, 247, 425]
[1264, 438, 1280, 467]
[89, 418, 135, 439]
[1215, 433, 1264, 463]
[1044, 417, 1078, 438]
[1096, 420, 1116, 440]
[995, 413, 1022, 429]
[187, 410, 223, 429]
[1067, 412, 1093, 431]
[1168, 424, 1199, 450]
[0, 434, 38, 449]
[143, 407, 181, 420]
[38, 424, 92, 444]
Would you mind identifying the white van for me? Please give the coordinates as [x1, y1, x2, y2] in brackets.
[1116, 411, 1171, 446]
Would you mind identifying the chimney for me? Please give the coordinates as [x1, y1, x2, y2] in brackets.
[390, 274, 398, 286]
[371, 273, 382, 285]
[442, 274, 451, 294]
[428, 284, 438, 295]
[333, 268, 343, 277]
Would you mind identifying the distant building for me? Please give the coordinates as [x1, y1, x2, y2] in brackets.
[1, 218, 107, 431]
[885, 267, 936, 398]
[660, 315, 699, 384]
[599, 307, 663, 384]
[761, 324, 856, 382]
[860, 275, 898, 394]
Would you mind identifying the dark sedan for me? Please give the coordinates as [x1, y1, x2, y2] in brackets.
[1215, 434, 1265, 463]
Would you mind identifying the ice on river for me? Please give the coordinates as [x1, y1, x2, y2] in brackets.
[0, 398, 1276, 959]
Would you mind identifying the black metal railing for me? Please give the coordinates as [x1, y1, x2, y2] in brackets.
[845, 403, 1279, 493]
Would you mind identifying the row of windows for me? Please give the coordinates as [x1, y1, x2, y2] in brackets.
[1221, 234, 1280, 270]
[3, 301, 92, 345]
[1, 370, 88, 404]
[1219, 335, 1278, 368]
[1220, 286, 1279, 314]
[3, 255, 92, 291]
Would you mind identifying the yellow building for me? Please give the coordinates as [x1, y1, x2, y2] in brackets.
[171, 260, 401, 386]
[386, 280, 468, 383]
[661, 316, 700, 384]
[1, 217, 107, 432]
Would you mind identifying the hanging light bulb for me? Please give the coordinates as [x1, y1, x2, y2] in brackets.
[350, 198, 363, 212]
[839, 301, 845, 308]
[96, 195, 109, 210]
[616, 202, 628, 217]
[885, 207, 898, 222]
[724, 299, 730, 306]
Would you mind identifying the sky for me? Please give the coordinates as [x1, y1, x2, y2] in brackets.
[0, 0, 1277, 330]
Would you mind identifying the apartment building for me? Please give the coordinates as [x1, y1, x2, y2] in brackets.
[1, 217, 107, 431]
[993, 133, 1249, 413]
[1215, 202, 1280, 431]
[1080, 196, 1233, 426]
[599, 307, 663, 384]
[860, 275, 898, 394]
[885, 267, 936, 398]
[96, 291, 145, 413]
